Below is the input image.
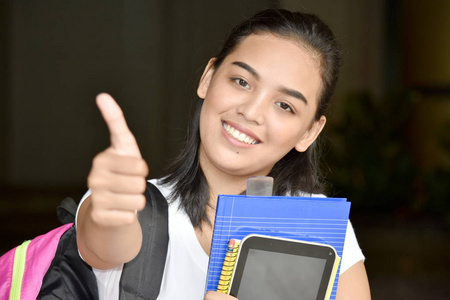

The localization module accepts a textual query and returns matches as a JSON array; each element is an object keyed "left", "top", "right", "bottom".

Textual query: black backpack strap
[
  {"left": 119, "top": 181, "right": 169, "bottom": 300},
  {"left": 38, "top": 225, "right": 99, "bottom": 300},
  {"left": 56, "top": 197, "right": 78, "bottom": 224}
]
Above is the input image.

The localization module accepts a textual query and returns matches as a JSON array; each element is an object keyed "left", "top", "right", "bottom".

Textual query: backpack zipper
[{"left": 9, "top": 240, "right": 31, "bottom": 300}]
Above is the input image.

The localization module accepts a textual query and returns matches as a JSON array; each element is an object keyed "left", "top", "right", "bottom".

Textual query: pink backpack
[{"left": 0, "top": 224, "right": 73, "bottom": 299}]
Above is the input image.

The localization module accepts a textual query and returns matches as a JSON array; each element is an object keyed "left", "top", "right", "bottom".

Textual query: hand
[
  {"left": 87, "top": 93, "right": 148, "bottom": 227},
  {"left": 204, "top": 291, "right": 238, "bottom": 300}
]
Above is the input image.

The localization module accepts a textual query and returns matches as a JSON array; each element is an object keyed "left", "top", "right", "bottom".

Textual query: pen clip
[{"left": 246, "top": 176, "right": 273, "bottom": 196}]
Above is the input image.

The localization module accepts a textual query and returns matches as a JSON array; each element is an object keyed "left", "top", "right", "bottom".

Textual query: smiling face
[{"left": 197, "top": 33, "right": 325, "bottom": 184}]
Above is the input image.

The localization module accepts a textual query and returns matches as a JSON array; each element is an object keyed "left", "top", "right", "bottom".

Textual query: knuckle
[
  {"left": 88, "top": 176, "right": 106, "bottom": 190},
  {"left": 122, "top": 212, "right": 137, "bottom": 225},
  {"left": 137, "top": 178, "right": 147, "bottom": 193},
  {"left": 87, "top": 173, "right": 94, "bottom": 187},
  {"left": 89, "top": 196, "right": 103, "bottom": 211},
  {"left": 87, "top": 172, "right": 98, "bottom": 187},
  {"left": 90, "top": 209, "right": 105, "bottom": 225},
  {"left": 92, "top": 150, "right": 116, "bottom": 170},
  {"left": 92, "top": 152, "right": 106, "bottom": 167},
  {"left": 136, "top": 160, "right": 149, "bottom": 176},
  {"left": 136, "top": 195, "right": 146, "bottom": 210}
]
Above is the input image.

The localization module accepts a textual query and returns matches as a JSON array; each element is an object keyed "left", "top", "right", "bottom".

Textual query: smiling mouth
[{"left": 222, "top": 122, "right": 259, "bottom": 145}]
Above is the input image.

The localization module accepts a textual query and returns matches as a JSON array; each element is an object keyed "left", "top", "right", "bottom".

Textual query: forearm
[{"left": 76, "top": 196, "right": 143, "bottom": 270}]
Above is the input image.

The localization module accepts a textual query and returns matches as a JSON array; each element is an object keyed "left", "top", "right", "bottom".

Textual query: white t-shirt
[{"left": 76, "top": 179, "right": 365, "bottom": 300}]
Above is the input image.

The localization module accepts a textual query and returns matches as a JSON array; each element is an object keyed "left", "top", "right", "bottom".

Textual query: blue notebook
[{"left": 205, "top": 194, "right": 350, "bottom": 300}]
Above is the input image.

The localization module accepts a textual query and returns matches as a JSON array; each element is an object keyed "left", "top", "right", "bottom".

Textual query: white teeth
[
  {"left": 238, "top": 133, "right": 246, "bottom": 142},
  {"left": 223, "top": 122, "right": 257, "bottom": 145}
]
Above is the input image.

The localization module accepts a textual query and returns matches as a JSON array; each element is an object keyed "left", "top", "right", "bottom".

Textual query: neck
[
  {"left": 199, "top": 148, "right": 248, "bottom": 208},
  {"left": 205, "top": 169, "right": 248, "bottom": 207}
]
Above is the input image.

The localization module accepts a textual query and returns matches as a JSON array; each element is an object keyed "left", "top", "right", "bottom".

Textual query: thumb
[{"left": 96, "top": 93, "right": 142, "bottom": 158}]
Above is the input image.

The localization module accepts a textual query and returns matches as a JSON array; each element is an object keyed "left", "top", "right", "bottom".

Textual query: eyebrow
[
  {"left": 232, "top": 61, "right": 260, "bottom": 80},
  {"left": 231, "top": 61, "right": 308, "bottom": 105},
  {"left": 278, "top": 87, "right": 308, "bottom": 105}
]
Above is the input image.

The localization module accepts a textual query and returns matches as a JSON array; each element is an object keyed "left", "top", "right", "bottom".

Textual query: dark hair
[{"left": 162, "top": 9, "right": 341, "bottom": 227}]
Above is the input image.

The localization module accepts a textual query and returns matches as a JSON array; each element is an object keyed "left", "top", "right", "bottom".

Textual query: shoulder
[
  {"left": 341, "top": 221, "right": 365, "bottom": 275},
  {"left": 148, "top": 178, "right": 174, "bottom": 201}
]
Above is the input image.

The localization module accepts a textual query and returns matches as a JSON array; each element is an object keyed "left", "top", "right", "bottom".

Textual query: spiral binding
[{"left": 216, "top": 239, "right": 241, "bottom": 294}]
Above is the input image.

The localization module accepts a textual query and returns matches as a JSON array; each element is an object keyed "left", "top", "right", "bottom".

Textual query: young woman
[{"left": 77, "top": 9, "right": 371, "bottom": 300}]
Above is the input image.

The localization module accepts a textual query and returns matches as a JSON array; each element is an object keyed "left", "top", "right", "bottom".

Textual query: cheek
[
  {"left": 275, "top": 132, "right": 301, "bottom": 148},
  {"left": 268, "top": 120, "right": 307, "bottom": 151},
  {"left": 202, "top": 90, "right": 222, "bottom": 115},
  {"left": 271, "top": 116, "right": 302, "bottom": 138},
  {"left": 199, "top": 104, "right": 213, "bottom": 137},
  {"left": 199, "top": 98, "right": 223, "bottom": 142},
  {"left": 203, "top": 79, "right": 242, "bottom": 110}
]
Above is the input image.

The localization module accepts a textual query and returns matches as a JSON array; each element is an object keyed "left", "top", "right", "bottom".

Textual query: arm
[
  {"left": 76, "top": 93, "right": 148, "bottom": 270},
  {"left": 336, "top": 260, "right": 371, "bottom": 300},
  {"left": 204, "top": 291, "right": 237, "bottom": 300}
]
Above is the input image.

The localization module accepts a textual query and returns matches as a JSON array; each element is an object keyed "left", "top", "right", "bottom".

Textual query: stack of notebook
[{"left": 205, "top": 194, "right": 351, "bottom": 300}]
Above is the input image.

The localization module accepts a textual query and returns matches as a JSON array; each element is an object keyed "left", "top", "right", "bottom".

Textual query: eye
[
  {"left": 276, "top": 102, "right": 294, "bottom": 113},
  {"left": 232, "top": 78, "right": 251, "bottom": 89}
]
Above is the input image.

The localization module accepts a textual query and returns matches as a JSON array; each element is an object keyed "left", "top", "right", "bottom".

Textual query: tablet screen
[
  {"left": 228, "top": 235, "right": 337, "bottom": 300},
  {"left": 236, "top": 249, "right": 326, "bottom": 299}
]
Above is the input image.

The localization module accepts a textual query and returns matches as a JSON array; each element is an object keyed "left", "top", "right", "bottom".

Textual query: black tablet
[{"left": 228, "top": 234, "right": 340, "bottom": 300}]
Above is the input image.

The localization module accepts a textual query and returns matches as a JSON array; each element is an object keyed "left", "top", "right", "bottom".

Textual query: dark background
[{"left": 1, "top": 1, "right": 449, "bottom": 299}]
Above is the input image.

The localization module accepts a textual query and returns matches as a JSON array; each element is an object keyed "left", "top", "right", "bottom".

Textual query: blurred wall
[
  {"left": 401, "top": 0, "right": 450, "bottom": 87},
  {"left": 0, "top": 1, "right": 9, "bottom": 185},
  {"left": 401, "top": 0, "right": 450, "bottom": 172},
  {"left": 281, "top": 0, "right": 386, "bottom": 99}
]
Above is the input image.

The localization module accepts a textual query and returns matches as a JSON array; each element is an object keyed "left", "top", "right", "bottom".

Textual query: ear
[
  {"left": 197, "top": 58, "right": 216, "bottom": 99},
  {"left": 295, "top": 115, "right": 326, "bottom": 152}
]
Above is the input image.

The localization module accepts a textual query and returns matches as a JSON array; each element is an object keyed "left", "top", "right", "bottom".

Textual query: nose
[{"left": 236, "top": 92, "right": 268, "bottom": 125}]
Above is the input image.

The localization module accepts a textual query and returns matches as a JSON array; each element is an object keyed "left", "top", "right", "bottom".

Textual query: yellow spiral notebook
[{"left": 216, "top": 239, "right": 241, "bottom": 294}]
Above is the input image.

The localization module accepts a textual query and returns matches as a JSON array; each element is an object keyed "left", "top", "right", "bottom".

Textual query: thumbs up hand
[
  {"left": 96, "top": 93, "right": 142, "bottom": 158},
  {"left": 87, "top": 93, "right": 148, "bottom": 227}
]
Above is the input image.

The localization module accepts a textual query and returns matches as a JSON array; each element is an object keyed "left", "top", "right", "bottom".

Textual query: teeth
[
  {"left": 223, "top": 123, "right": 257, "bottom": 145},
  {"left": 238, "top": 133, "right": 246, "bottom": 142}
]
